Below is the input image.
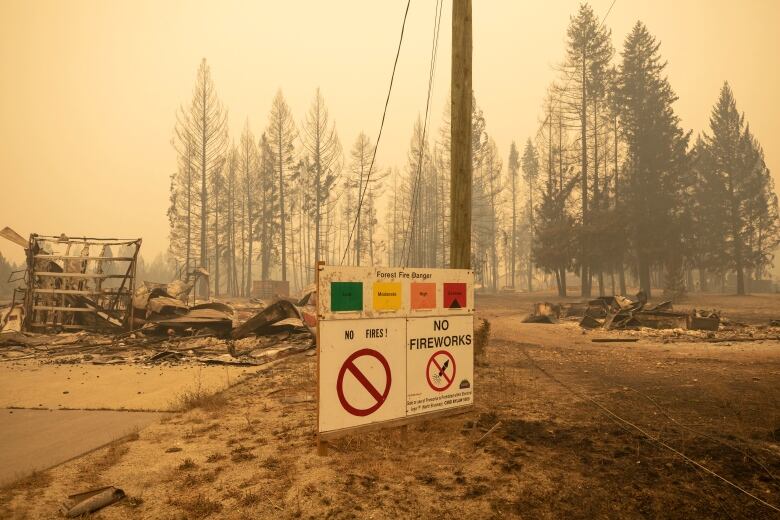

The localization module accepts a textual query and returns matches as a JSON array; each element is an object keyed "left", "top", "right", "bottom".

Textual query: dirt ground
[{"left": 1, "top": 291, "right": 779, "bottom": 519}]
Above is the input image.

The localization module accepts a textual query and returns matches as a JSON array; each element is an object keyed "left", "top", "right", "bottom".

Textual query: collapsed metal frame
[{"left": 22, "top": 234, "right": 141, "bottom": 332}]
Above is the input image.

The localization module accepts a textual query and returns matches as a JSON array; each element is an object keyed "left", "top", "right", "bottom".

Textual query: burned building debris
[
  {"left": 0, "top": 229, "right": 315, "bottom": 366},
  {"left": 6, "top": 233, "right": 143, "bottom": 333},
  {"left": 575, "top": 293, "right": 721, "bottom": 331},
  {"left": 523, "top": 291, "right": 727, "bottom": 333}
]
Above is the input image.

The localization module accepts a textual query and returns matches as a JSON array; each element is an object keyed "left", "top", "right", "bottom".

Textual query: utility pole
[{"left": 450, "top": 0, "right": 472, "bottom": 270}]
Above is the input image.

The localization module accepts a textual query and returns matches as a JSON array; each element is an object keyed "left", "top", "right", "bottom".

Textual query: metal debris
[
  {"left": 61, "top": 486, "right": 125, "bottom": 517},
  {"left": 231, "top": 299, "right": 312, "bottom": 339},
  {"left": 689, "top": 309, "right": 721, "bottom": 331},
  {"left": 9, "top": 233, "right": 143, "bottom": 333}
]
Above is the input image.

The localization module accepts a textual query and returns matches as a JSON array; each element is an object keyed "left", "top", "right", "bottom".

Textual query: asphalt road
[{"left": 0, "top": 408, "right": 162, "bottom": 486}]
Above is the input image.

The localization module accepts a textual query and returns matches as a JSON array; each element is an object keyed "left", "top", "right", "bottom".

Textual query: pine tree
[
  {"left": 618, "top": 21, "right": 689, "bottom": 297},
  {"left": 521, "top": 139, "right": 539, "bottom": 292},
  {"left": 560, "top": 3, "right": 614, "bottom": 297},
  {"left": 507, "top": 142, "right": 520, "bottom": 288},
  {"left": 169, "top": 58, "right": 227, "bottom": 296},
  {"left": 237, "top": 122, "right": 258, "bottom": 296},
  {"left": 346, "top": 132, "right": 387, "bottom": 266},
  {"left": 266, "top": 90, "right": 297, "bottom": 282},
  {"left": 257, "top": 133, "right": 278, "bottom": 281},
  {"left": 300, "top": 88, "right": 342, "bottom": 273},
  {"left": 699, "top": 83, "right": 780, "bottom": 294}
]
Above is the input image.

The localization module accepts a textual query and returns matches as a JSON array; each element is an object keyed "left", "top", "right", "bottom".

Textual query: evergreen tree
[
  {"left": 560, "top": 3, "right": 614, "bottom": 297},
  {"left": 698, "top": 83, "right": 780, "bottom": 293},
  {"left": 300, "top": 88, "right": 342, "bottom": 273},
  {"left": 618, "top": 21, "right": 690, "bottom": 297},
  {"left": 507, "top": 142, "right": 520, "bottom": 288},
  {"left": 266, "top": 90, "right": 297, "bottom": 282},
  {"left": 237, "top": 123, "right": 258, "bottom": 295},
  {"left": 521, "top": 139, "right": 539, "bottom": 292}
]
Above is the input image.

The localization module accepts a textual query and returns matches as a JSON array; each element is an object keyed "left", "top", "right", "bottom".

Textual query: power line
[
  {"left": 401, "top": 0, "right": 444, "bottom": 267},
  {"left": 340, "top": 0, "right": 411, "bottom": 266},
  {"left": 521, "top": 348, "right": 780, "bottom": 515}
]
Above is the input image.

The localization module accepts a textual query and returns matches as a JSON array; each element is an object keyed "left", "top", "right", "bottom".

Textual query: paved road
[{"left": 0, "top": 408, "right": 162, "bottom": 486}]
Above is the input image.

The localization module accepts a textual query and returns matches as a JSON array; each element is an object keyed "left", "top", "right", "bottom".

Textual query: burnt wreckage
[{"left": 18, "top": 234, "right": 141, "bottom": 333}]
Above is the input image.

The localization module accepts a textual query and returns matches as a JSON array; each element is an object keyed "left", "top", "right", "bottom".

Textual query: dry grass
[
  {"left": 0, "top": 470, "right": 51, "bottom": 493},
  {"left": 474, "top": 317, "right": 491, "bottom": 364},
  {"left": 79, "top": 440, "right": 130, "bottom": 485},
  {"left": 205, "top": 452, "right": 226, "bottom": 463},
  {"left": 230, "top": 445, "right": 256, "bottom": 463},
  {"left": 177, "top": 458, "right": 197, "bottom": 470},
  {"left": 173, "top": 387, "right": 229, "bottom": 412},
  {"left": 240, "top": 492, "right": 262, "bottom": 506},
  {"left": 171, "top": 493, "right": 222, "bottom": 518}
]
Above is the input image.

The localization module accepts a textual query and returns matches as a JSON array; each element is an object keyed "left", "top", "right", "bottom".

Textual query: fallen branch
[{"left": 475, "top": 421, "right": 502, "bottom": 445}]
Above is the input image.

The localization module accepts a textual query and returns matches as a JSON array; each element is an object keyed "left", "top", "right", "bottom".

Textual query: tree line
[
  {"left": 527, "top": 4, "right": 779, "bottom": 297},
  {"left": 168, "top": 3, "right": 779, "bottom": 298},
  {"left": 168, "top": 59, "right": 385, "bottom": 297}
]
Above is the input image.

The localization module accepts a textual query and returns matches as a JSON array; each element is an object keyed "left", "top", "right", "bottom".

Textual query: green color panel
[{"left": 331, "top": 282, "right": 363, "bottom": 312}]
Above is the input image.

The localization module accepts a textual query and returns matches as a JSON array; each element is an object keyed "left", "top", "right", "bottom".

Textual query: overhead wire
[
  {"left": 401, "top": 0, "right": 444, "bottom": 267},
  {"left": 340, "top": 0, "right": 411, "bottom": 265},
  {"left": 520, "top": 347, "right": 780, "bottom": 514}
]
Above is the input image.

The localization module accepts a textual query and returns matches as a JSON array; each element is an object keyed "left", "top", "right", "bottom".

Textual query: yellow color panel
[{"left": 372, "top": 282, "right": 402, "bottom": 311}]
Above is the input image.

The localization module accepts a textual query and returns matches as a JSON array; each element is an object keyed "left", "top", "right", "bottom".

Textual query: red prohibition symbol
[
  {"left": 336, "top": 348, "right": 392, "bottom": 416},
  {"left": 427, "top": 350, "right": 456, "bottom": 392}
]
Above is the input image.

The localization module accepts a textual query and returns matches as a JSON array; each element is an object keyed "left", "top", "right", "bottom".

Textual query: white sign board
[
  {"left": 318, "top": 318, "right": 406, "bottom": 433},
  {"left": 317, "top": 265, "right": 474, "bottom": 437},
  {"left": 406, "top": 315, "right": 474, "bottom": 415}
]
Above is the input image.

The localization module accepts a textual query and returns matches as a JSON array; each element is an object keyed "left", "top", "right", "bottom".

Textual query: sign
[
  {"left": 443, "top": 283, "right": 467, "bottom": 309},
  {"left": 373, "top": 282, "right": 402, "bottom": 311},
  {"left": 406, "top": 315, "right": 474, "bottom": 416},
  {"left": 318, "top": 266, "right": 474, "bottom": 438},
  {"left": 337, "top": 348, "right": 391, "bottom": 416},
  {"left": 319, "top": 318, "right": 406, "bottom": 433},
  {"left": 331, "top": 281, "right": 363, "bottom": 312},
  {"left": 410, "top": 282, "right": 436, "bottom": 310},
  {"left": 426, "top": 350, "right": 455, "bottom": 391}
]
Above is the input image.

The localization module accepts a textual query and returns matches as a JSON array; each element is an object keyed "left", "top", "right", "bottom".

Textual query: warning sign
[
  {"left": 318, "top": 265, "right": 473, "bottom": 437},
  {"left": 406, "top": 315, "right": 474, "bottom": 416},
  {"left": 337, "top": 349, "right": 391, "bottom": 416},
  {"left": 373, "top": 282, "right": 402, "bottom": 311},
  {"left": 410, "top": 282, "right": 436, "bottom": 310},
  {"left": 319, "top": 318, "right": 405, "bottom": 433},
  {"left": 443, "top": 283, "right": 467, "bottom": 309},
  {"left": 331, "top": 281, "right": 363, "bottom": 312},
  {"left": 426, "top": 350, "right": 455, "bottom": 391}
]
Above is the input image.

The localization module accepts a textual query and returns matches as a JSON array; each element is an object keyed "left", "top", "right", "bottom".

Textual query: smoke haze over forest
[{"left": 1, "top": 1, "right": 779, "bottom": 279}]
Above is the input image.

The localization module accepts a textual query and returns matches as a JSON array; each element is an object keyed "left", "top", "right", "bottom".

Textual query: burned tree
[
  {"left": 521, "top": 139, "right": 539, "bottom": 292},
  {"left": 170, "top": 58, "right": 228, "bottom": 297},
  {"left": 266, "top": 90, "right": 297, "bottom": 283},
  {"left": 507, "top": 142, "right": 520, "bottom": 288},
  {"left": 300, "top": 88, "right": 342, "bottom": 270},
  {"left": 346, "top": 132, "right": 387, "bottom": 266},
  {"left": 237, "top": 122, "right": 259, "bottom": 296}
]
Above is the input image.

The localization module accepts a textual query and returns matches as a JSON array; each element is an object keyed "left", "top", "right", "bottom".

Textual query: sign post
[{"left": 316, "top": 265, "right": 474, "bottom": 452}]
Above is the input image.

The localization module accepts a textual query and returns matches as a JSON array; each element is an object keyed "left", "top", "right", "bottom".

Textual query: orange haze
[{"left": 1, "top": 0, "right": 779, "bottom": 266}]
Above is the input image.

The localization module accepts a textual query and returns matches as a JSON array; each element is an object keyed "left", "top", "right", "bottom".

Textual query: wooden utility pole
[{"left": 450, "top": 0, "right": 472, "bottom": 270}]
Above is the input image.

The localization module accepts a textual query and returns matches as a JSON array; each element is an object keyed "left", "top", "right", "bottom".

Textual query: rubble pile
[
  {"left": 524, "top": 291, "right": 729, "bottom": 333},
  {"left": 0, "top": 228, "right": 316, "bottom": 366}
]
